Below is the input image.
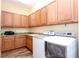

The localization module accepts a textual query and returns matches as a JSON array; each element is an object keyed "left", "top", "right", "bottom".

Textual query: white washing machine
[
  {"left": 33, "top": 32, "right": 77, "bottom": 58},
  {"left": 44, "top": 36, "right": 77, "bottom": 58}
]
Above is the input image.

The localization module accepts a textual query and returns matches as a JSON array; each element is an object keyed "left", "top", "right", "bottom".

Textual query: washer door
[{"left": 45, "top": 42, "right": 66, "bottom": 58}]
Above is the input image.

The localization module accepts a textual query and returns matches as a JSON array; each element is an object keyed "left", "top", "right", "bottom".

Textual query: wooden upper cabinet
[
  {"left": 29, "top": 13, "right": 36, "bottom": 27},
  {"left": 47, "top": 0, "right": 57, "bottom": 25},
  {"left": 13, "top": 14, "right": 21, "bottom": 27},
  {"left": 1, "top": 11, "right": 29, "bottom": 28},
  {"left": 21, "top": 15, "right": 28, "bottom": 27},
  {"left": 1, "top": 0, "right": 78, "bottom": 28},
  {"left": 1, "top": 11, "right": 13, "bottom": 27},
  {"left": 57, "top": 0, "right": 78, "bottom": 23},
  {"left": 29, "top": 10, "right": 41, "bottom": 27},
  {"left": 72, "top": 0, "right": 78, "bottom": 22},
  {"left": 57, "top": 0, "right": 72, "bottom": 23},
  {"left": 35, "top": 10, "right": 41, "bottom": 26},
  {"left": 40, "top": 7, "right": 47, "bottom": 26}
]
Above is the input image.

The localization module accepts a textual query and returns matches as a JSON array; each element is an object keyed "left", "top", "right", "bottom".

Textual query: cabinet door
[
  {"left": 3, "top": 36, "right": 15, "bottom": 51},
  {"left": 35, "top": 11, "right": 41, "bottom": 26},
  {"left": 21, "top": 15, "right": 28, "bottom": 27},
  {"left": 26, "top": 36, "right": 32, "bottom": 51},
  {"left": 0, "top": 36, "right": 1, "bottom": 55},
  {"left": 29, "top": 10, "right": 41, "bottom": 27},
  {"left": 47, "top": 0, "right": 57, "bottom": 25},
  {"left": 1, "top": 36, "right": 5, "bottom": 52},
  {"left": 29, "top": 13, "right": 36, "bottom": 27},
  {"left": 13, "top": 14, "right": 21, "bottom": 27},
  {"left": 40, "top": 7, "right": 47, "bottom": 26},
  {"left": 15, "top": 35, "right": 26, "bottom": 48},
  {"left": 1, "top": 11, "right": 13, "bottom": 27},
  {"left": 57, "top": 0, "right": 76, "bottom": 23},
  {"left": 72, "top": 0, "right": 78, "bottom": 22}
]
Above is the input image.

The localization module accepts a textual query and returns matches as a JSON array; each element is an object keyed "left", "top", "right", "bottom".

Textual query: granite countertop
[
  {"left": 1, "top": 32, "right": 42, "bottom": 36},
  {"left": 1, "top": 32, "right": 54, "bottom": 37},
  {"left": 1, "top": 32, "right": 74, "bottom": 38}
]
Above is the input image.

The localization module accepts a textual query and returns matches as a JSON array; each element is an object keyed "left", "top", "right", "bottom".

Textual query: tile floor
[{"left": 1, "top": 48, "right": 32, "bottom": 58}]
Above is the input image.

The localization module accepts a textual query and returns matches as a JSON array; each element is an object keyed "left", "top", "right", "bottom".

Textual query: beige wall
[
  {"left": 29, "top": 23, "right": 78, "bottom": 37},
  {"left": 1, "top": 28, "right": 29, "bottom": 33}
]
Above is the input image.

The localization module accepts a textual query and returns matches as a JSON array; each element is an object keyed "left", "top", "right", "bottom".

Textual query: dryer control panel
[{"left": 55, "top": 32, "right": 76, "bottom": 37}]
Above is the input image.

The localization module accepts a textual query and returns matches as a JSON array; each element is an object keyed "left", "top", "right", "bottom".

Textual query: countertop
[
  {"left": 1, "top": 32, "right": 46, "bottom": 37},
  {"left": 1, "top": 32, "right": 54, "bottom": 36},
  {"left": 1, "top": 32, "right": 75, "bottom": 38}
]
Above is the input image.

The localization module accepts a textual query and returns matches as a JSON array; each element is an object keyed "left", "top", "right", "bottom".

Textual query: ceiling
[
  {"left": 2, "top": 0, "right": 55, "bottom": 15},
  {"left": 2, "top": 0, "right": 55, "bottom": 9}
]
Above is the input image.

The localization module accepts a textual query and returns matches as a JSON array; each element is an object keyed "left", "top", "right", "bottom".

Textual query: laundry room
[{"left": 0, "top": 0, "right": 78, "bottom": 58}]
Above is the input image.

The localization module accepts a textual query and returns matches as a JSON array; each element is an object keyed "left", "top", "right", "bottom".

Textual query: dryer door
[{"left": 45, "top": 42, "right": 66, "bottom": 58}]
